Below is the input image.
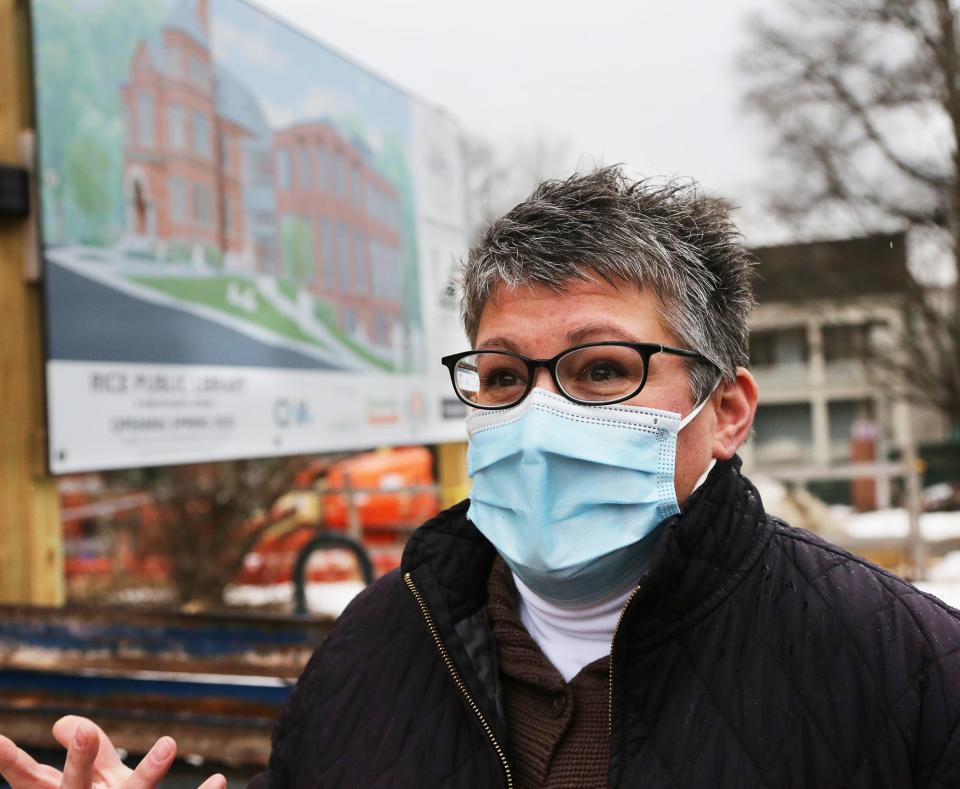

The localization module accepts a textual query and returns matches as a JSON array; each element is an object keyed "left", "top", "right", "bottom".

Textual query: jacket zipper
[
  {"left": 608, "top": 584, "right": 642, "bottom": 736},
  {"left": 404, "top": 571, "right": 513, "bottom": 789}
]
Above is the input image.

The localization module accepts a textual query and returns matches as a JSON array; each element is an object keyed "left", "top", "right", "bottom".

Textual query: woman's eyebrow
[
  {"left": 566, "top": 324, "right": 639, "bottom": 345},
  {"left": 476, "top": 336, "right": 521, "bottom": 352}
]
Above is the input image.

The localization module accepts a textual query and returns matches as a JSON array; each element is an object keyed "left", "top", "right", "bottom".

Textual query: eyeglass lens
[{"left": 453, "top": 345, "right": 647, "bottom": 407}]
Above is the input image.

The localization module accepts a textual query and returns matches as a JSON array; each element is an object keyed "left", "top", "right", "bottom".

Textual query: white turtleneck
[{"left": 513, "top": 459, "right": 716, "bottom": 682}]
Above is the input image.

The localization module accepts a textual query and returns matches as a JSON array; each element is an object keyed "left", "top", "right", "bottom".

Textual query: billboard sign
[{"left": 30, "top": 0, "right": 469, "bottom": 473}]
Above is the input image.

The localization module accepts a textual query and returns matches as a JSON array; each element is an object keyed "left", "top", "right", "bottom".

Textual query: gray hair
[{"left": 459, "top": 165, "right": 756, "bottom": 402}]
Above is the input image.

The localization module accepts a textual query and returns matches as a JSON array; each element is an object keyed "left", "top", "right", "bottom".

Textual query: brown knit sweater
[{"left": 486, "top": 557, "right": 610, "bottom": 789}]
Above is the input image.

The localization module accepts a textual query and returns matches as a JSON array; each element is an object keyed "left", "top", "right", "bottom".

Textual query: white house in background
[{"left": 740, "top": 232, "right": 951, "bottom": 506}]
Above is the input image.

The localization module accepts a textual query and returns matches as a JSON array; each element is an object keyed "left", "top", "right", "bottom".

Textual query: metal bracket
[
  {"left": 18, "top": 131, "right": 41, "bottom": 283},
  {"left": 0, "top": 163, "right": 29, "bottom": 218}
]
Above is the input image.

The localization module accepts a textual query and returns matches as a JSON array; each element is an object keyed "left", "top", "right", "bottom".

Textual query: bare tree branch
[{"left": 741, "top": 0, "right": 960, "bottom": 426}]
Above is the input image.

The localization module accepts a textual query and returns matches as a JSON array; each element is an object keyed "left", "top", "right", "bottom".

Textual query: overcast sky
[{"left": 260, "top": 0, "right": 779, "bottom": 241}]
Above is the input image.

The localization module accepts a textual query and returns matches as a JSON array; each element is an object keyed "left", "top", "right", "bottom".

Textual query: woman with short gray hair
[{"left": 3, "top": 167, "right": 959, "bottom": 788}]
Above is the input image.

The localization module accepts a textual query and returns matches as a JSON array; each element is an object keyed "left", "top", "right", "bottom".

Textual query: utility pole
[{"left": 0, "top": 0, "right": 64, "bottom": 605}]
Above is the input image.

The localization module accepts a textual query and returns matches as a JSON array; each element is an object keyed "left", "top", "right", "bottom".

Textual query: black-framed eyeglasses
[{"left": 441, "top": 341, "right": 712, "bottom": 410}]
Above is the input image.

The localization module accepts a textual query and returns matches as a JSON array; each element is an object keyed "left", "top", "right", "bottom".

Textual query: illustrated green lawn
[
  {"left": 128, "top": 274, "right": 327, "bottom": 350},
  {"left": 127, "top": 275, "right": 395, "bottom": 372},
  {"left": 312, "top": 300, "right": 395, "bottom": 372}
]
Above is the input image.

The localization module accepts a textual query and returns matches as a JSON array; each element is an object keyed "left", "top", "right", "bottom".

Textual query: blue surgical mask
[{"left": 466, "top": 388, "right": 709, "bottom": 607}]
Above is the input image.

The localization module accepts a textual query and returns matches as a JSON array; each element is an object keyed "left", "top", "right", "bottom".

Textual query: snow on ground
[
  {"left": 915, "top": 581, "right": 960, "bottom": 610},
  {"left": 917, "top": 551, "right": 960, "bottom": 609},
  {"left": 928, "top": 551, "right": 960, "bottom": 581},
  {"left": 838, "top": 507, "right": 960, "bottom": 542},
  {"left": 224, "top": 580, "right": 366, "bottom": 618},
  {"left": 823, "top": 507, "right": 960, "bottom": 608}
]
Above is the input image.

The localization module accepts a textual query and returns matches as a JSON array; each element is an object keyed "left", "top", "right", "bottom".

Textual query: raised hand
[{"left": 0, "top": 716, "right": 227, "bottom": 788}]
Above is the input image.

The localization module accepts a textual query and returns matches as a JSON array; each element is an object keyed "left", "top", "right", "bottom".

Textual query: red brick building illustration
[
  {"left": 120, "top": 0, "right": 404, "bottom": 351},
  {"left": 273, "top": 122, "right": 403, "bottom": 347}
]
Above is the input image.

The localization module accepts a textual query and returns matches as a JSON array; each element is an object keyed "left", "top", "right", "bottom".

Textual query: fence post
[{"left": 905, "top": 446, "right": 925, "bottom": 580}]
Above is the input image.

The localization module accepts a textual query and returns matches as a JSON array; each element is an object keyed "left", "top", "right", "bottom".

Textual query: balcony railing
[
  {"left": 753, "top": 439, "right": 815, "bottom": 466},
  {"left": 750, "top": 362, "right": 810, "bottom": 395},
  {"left": 823, "top": 360, "right": 869, "bottom": 388},
  {"left": 751, "top": 360, "right": 870, "bottom": 396}
]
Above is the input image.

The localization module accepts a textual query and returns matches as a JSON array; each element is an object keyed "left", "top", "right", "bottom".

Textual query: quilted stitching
[
  {"left": 264, "top": 459, "right": 960, "bottom": 788},
  {"left": 266, "top": 570, "right": 506, "bottom": 787},
  {"left": 610, "top": 463, "right": 960, "bottom": 787}
]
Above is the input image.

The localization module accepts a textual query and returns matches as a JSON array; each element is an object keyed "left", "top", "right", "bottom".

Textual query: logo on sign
[
  {"left": 442, "top": 398, "right": 467, "bottom": 419},
  {"left": 274, "top": 398, "right": 313, "bottom": 428}
]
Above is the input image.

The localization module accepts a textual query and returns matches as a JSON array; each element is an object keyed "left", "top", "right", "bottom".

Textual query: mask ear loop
[{"left": 678, "top": 386, "right": 717, "bottom": 430}]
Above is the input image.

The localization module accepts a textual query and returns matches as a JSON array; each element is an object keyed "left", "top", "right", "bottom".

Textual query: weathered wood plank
[
  {"left": 0, "top": 0, "right": 64, "bottom": 605},
  {"left": 0, "top": 605, "right": 335, "bottom": 764}
]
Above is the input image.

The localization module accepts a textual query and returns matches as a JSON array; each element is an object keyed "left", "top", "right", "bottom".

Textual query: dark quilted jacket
[{"left": 249, "top": 458, "right": 960, "bottom": 787}]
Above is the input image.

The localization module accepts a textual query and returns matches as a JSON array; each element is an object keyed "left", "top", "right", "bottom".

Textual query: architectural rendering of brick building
[
  {"left": 120, "top": 0, "right": 404, "bottom": 350},
  {"left": 120, "top": 0, "right": 256, "bottom": 263},
  {"left": 273, "top": 121, "right": 403, "bottom": 347}
]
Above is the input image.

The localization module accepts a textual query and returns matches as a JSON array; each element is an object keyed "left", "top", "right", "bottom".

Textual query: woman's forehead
[{"left": 476, "top": 279, "right": 671, "bottom": 349}]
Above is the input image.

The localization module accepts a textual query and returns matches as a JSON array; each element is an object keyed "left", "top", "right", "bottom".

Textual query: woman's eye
[
  {"left": 583, "top": 362, "right": 625, "bottom": 382},
  {"left": 486, "top": 369, "right": 521, "bottom": 388}
]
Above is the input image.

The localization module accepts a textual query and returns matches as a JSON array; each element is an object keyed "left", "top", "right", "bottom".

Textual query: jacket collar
[
  {"left": 616, "top": 456, "right": 774, "bottom": 648},
  {"left": 401, "top": 500, "right": 502, "bottom": 739},
  {"left": 402, "top": 498, "right": 496, "bottom": 622},
  {"left": 400, "top": 456, "right": 772, "bottom": 746}
]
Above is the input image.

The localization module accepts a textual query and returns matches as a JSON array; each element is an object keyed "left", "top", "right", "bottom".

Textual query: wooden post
[
  {"left": 904, "top": 442, "right": 926, "bottom": 581},
  {"left": 437, "top": 442, "right": 470, "bottom": 509},
  {"left": 0, "top": 0, "right": 64, "bottom": 605}
]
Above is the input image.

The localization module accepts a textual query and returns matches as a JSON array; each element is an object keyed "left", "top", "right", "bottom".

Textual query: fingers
[
  {"left": 54, "top": 723, "right": 207, "bottom": 789},
  {"left": 123, "top": 736, "right": 176, "bottom": 789},
  {"left": 22, "top": 719, "right": 225, "bottom": 789},
  {"left": 0, "top": 735, "right": 62, "bottom": 788},
  {"left": 60, "top": 722, "right": 98, "bottom": 789},
  {"left": 53, "top": 715, "right": 129, "bottom": 782}
]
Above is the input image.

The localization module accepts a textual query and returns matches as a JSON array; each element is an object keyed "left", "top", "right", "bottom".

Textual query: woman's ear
[{"left": 712, "top": 367, "right": 758, "bottom": 460}]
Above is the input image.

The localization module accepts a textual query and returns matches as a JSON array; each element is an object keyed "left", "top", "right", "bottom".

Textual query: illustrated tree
[
  {"left": 740, "top": 0, "right": 960, "bottom": 425},
  {"left": 33, "top": 0, "right": 166, "bottom": 244},
  {"left": 64, "top": 133, "right": 113, "bottom": 244},
  {"left": 281, "top": 215, "right": 316, "bottom": 287},
  {"left": 377, "top": 133, "right": 422, "bottom": 372}
]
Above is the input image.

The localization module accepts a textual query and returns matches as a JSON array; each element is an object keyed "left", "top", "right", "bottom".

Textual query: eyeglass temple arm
[{"left": 658, "top": 344, "right": 706, "bottom": 360}]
